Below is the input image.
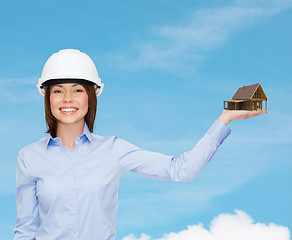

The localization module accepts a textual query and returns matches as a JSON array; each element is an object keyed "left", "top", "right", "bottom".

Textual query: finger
[{"left": 255, "top": 110, "right": 268, "bottom": 115}]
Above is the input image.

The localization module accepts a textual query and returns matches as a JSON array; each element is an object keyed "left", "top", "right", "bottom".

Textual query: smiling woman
[
  {"left": 44, "top": 83, "right": 97, "bottom": 139},
  {"left": 13, "top": 49, "right": 267, "bottom": 240}
]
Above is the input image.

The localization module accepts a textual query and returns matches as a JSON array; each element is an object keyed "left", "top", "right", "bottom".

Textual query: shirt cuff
[{"left": 206, "top": 119, "right": 231, "bottom": 144}]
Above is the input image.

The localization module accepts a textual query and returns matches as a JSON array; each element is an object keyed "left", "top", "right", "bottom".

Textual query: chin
[{"left": 56, "top": 116, "right": 85, "bottom": 125}]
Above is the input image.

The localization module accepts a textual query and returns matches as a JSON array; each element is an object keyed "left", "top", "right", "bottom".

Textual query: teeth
[{"left": 60, "top": 108, "right": 77, "bottom": 112}]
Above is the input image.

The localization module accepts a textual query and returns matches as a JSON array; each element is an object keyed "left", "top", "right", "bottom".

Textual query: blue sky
[{"left": 1, "top": 0, "right": 291, "bottom": 239}]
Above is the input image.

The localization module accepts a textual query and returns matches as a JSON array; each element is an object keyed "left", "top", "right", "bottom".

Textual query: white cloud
[
  {"left": 0, "top": 77, "right": 36, "bottom": 86},
  {"left": 122, "top": 210, "right": 290, "bottom": 240},
  {"left": 0, "top": 77, "right": 40, "bottom": 103},
  {"left": 235, "top": 0, "right": 292, "bottom": 14},
  {"left": 108, "top": 0, "right": 292, "bottom": 74}
]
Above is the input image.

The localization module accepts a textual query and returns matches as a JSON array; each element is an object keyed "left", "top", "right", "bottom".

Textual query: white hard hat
[{"left": 37, "top": 49, "right": 104, "bottom": 96}]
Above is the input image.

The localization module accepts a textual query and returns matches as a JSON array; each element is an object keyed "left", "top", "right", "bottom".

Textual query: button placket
[{"left": 67, "top": 150, "right": 80, "bottom": 238}]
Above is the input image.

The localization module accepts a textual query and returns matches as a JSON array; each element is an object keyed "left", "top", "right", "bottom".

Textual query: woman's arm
[
  {"left": 113, "top": 119, "right": 230, "bottom": 182},
  {"left": 14, "top": 152, "right": 40, "bottom": 240},
  {"left": 113, "top": 110, "right": 267, "bottom": 182}
]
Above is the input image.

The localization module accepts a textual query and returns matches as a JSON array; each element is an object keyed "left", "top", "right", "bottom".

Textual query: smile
[{"left": 59, "top": 107, "right": 78, "bottom": 112}]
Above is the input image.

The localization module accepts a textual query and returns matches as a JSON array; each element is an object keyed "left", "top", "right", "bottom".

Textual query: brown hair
[{"left": 44, "top": 85, "right": 97, "bottom": 138}]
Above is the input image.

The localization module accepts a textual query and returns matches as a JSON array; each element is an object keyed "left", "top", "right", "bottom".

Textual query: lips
[{"left": 59, "top": 107, "right": 78, "bottom": 114}]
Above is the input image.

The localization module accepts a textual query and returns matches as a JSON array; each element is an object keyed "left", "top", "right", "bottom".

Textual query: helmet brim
[{"left": 40, "top": 78, "right": 99, "bottom": 89}]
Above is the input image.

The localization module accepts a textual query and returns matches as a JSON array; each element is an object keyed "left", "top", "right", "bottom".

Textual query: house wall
[
  {"left": 252, "top": 86, "right": 267, "bottom": 100},
  {"left": 224, "top": 101, "right": 235, "bottom": 110},
  {"left": 236, "top": 101, "right": 251, "bottom": 110},
  {"left": 224, "top": 100, "right": 267, "bottom": 111}
]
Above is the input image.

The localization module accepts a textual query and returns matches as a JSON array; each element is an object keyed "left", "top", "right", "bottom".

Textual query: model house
[{"left": 224, "top": 83, "right": 268, "bottom": 111}]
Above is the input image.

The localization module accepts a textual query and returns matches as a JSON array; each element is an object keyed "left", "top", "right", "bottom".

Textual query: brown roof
[
  {"left": 232, "top": 83, "right": 260, "bottom": 100},
  {"left": 224, "top": 100, "right": 247, "bottom": 102}
]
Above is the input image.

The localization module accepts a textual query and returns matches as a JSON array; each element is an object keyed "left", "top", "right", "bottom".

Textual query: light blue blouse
[{"left": 14, "top": 120, "right": 231, "bottom": 240}]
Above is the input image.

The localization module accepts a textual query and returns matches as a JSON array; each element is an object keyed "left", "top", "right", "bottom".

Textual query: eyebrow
[{"left": 53, "top": 84, "right": 80, "bottom": 88}]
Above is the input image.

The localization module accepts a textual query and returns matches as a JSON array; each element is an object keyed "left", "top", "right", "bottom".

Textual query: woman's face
[{"left": 50, "top": 83, "right": 89, "bottom": 126}]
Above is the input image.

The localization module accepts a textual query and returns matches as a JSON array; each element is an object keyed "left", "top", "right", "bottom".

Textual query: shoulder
[
  {"left": 90, "top": 133, "right": 135, "bottom": 150},
  {"left": 90, "top": 132, "right": 115, "bottom": 144},
  {"left": 90, "top": 132, "right": 120, "bottom": 150},
  {"left": 18, "top": 136, "right": 48, "bottom": 158}
]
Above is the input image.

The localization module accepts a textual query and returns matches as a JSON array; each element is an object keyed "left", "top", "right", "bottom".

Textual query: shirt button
[
  {"left": 72, "top": 210, "right": 76, "bottom": 214},
  {"left": 69, "top": 187, "right": 74, "bottom": 191},
  {"left": 73, "top": 234, "right": 77, "bottom": 238}
]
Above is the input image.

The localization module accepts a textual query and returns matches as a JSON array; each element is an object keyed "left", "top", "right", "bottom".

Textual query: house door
[{"left": 257, "top": 102, "right": 261, "bottom": 110}]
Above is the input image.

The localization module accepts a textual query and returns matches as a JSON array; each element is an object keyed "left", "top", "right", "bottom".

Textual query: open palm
[{"left": 219, "top": 109, "right": 268, "bottom": 125}]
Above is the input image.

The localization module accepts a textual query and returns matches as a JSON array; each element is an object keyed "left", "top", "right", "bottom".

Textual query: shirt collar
[
  {"left": 83, "top": 123, "right": 94, "bottom": 143},
  {"left": 45, "top": 123, "right": 93, "bottom": 148}
]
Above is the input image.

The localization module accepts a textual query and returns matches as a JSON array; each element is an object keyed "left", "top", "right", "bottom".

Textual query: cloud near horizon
[{"left": 122, "top": 210, "right": 290, "bottom": 240}]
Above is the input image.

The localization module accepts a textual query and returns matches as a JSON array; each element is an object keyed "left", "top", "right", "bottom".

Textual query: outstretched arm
[
  {"left": 113, "top": 119, "right": 230, "bottom": 182},
  {"left": 114, "top": 110, "right": 268, "bottom": 182}
]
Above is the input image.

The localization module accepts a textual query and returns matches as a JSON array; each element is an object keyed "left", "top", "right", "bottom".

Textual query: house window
[
  {"left": 225, "top": 102, "right": 228, "bottom": 108},
  {"left": 263, "top": 101, "right": 267, "bottom": 110}
]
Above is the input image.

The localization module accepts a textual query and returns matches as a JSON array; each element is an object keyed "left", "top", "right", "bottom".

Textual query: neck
[{"left": 56, "top": 120, "right": 85, "bottom": 151}]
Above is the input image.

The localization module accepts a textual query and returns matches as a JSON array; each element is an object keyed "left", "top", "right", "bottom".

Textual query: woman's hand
[{"left": 218, "top": 109, "right": 268, "bottom": 125}]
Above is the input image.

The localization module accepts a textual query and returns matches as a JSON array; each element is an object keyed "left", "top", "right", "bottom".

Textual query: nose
[{"left": 63, "top": 90, "right": 73, "bottom": 103}]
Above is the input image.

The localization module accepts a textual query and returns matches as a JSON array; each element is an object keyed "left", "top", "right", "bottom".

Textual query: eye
[
  {"left": 53, "top": 89, "right": 62, "bottom": 93},
  {"left": 75, "top": 89, "right": 84, "bottom": 93}
]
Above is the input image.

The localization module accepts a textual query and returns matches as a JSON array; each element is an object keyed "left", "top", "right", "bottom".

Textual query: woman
[{"left": 14, "top": 49, "right": 267, "bottom": 240}]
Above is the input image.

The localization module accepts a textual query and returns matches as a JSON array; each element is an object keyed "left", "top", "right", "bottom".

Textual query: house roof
[
  {"left": 232, "top": 83, "right": 267, "bottom": 100},
  {"left": 224, "top": 100, "right": 246, "bottom": 102}
]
